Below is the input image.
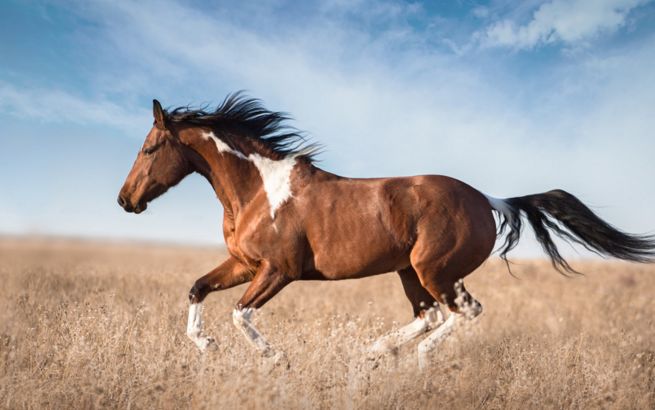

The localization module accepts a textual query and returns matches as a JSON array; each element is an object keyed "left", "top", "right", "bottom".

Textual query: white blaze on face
[{"left": 202, "top": 131, "right": 297, "bottom": 219}]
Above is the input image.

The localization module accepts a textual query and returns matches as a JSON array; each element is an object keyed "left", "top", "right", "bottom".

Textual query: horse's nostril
[{"left": 117, "top": 195, "right": 126, "bottom": 208}]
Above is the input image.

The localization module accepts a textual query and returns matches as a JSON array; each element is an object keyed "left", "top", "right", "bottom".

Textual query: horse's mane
[{"left": 165, "top": 92, "right": 320, "bottom": 162}]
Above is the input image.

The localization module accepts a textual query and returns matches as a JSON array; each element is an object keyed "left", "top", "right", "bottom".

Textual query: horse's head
[{"left": 118, "top": 100, "right": 192, "bottom": 214}]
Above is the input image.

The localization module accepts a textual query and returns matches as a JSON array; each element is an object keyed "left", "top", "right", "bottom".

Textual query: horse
[{"left": 118, "top": 93, "right": 655, "bottom": 367}]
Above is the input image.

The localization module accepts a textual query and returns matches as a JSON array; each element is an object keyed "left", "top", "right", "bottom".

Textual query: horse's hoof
[
  {"left": 367, "top": 341, "right": 390, "bottom": 358},
  {"left": 274, "top": 351, "right": 290, "bottom": 370},
  {"left": 195, "top": 336, "right": 217, "bottom": 352},
  {"left": 262, "top": 349, "right": 289, "bottom": 372},
  {"left": 367, "top": 340, "right": 400, "bottom": 360},
  {"left": 205, "top": 337, "right": 218, "bottom": 351}
]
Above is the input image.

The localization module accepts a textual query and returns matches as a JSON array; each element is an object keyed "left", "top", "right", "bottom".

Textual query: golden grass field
[{"left": 1, "top": 237, "right": 654, "bottom": 409}]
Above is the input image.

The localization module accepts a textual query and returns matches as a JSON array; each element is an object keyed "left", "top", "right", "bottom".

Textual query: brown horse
[{"left": 118, "top": 94, "right": 655, "bottom": 367}]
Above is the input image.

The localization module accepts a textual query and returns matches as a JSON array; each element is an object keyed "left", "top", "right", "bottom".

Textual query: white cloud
[
  {"left": 472, "top": 6, "right": 491, "bottom": 19},
  {"left": 479, "top": 0, "right": 649, "bottom": 49},
  {"left": 45, "top": 1, "right": 520, "bottom": 184}
]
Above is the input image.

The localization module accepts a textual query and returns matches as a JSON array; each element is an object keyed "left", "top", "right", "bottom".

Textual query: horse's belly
[
  {"left": 300, "top": 177, "right": 418, "bottom": 279},
  {"left": 307, "top": 232, "right": 411, "bottom": 279}
]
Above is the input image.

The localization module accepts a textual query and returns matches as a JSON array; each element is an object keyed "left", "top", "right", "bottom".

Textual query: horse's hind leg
[
  {"left": 368, "top": 267, "right": 443, "bottom": 356},
  {"left": 398, "top": 267, "right": 441, "bottom": 318},
  {"left": 417, "top": 278, "right": 483, "bottom": 369}
]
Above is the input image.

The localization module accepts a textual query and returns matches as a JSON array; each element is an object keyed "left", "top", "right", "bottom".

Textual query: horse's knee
[{"left": 189, "top": 280, "right": 209, "bottom": 304}]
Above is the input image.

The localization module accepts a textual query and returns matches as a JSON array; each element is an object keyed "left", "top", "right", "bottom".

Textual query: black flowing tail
[{"left": 488, "top": 189, "right": 655, "bottom": 273}]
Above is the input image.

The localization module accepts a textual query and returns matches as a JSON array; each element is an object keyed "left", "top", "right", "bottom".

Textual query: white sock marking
[
  {"left": 203, "top": 131, "right": 297, "bottom": 219},
  {"left": 232, "top": 308, "right": 275, "bottom": 357},
  {"left": 417, "top": 312, "right": 459, "bottom": 370},
  {"left": 186, "top": 303, "right": 214, "bottom": 351},
  {"left": 369, "top": 307, "right": 442, "bottom": 355}
]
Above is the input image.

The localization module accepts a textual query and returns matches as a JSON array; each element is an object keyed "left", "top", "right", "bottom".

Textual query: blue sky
[{"left": 1, "top": 0, "right": 654, "bottom": 257}]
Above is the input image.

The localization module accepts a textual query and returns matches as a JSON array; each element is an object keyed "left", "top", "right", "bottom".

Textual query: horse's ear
[{"left": 153, "top": 99, "right": 167, "bottom": 130}]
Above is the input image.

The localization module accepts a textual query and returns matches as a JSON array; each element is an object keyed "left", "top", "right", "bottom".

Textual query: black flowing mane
[{"left": 165, "top": 92, "right": 320, "bottom": 162}]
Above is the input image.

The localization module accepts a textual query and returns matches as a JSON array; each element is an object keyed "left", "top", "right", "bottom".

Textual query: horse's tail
[{"left": 485, "top": 189, "right": 655, "bottom": 273}]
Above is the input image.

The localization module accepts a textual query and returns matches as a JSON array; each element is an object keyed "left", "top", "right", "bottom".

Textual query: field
[{"left": 1, "top": 238, "right": 654, "bottom": 409}]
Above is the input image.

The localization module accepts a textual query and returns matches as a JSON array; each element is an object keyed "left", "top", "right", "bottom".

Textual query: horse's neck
[
  {"left": 181, "top": 129, "right": 263, "bottom": 216},
  {"left": 182, "top": 127, "right": 335, "bottom": 220},
  {"left": 203, "top": 150, "right": 325, "bottom": 220},
  {"left": 209, "top": 156, "right": 262, "bottom": 216}
]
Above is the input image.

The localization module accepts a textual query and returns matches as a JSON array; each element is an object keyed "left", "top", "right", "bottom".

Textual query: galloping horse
[{"left": 118, "top": 94, "right": 655, "bottom": 367}]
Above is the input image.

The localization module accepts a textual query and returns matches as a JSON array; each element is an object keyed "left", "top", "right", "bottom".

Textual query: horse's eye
[{"left": 143, "top": 146, "right": 157, "bottom": 155}]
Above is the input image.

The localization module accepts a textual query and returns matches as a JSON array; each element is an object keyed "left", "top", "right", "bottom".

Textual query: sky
[{"left": 1, "top": 0, "right": 654, "bottom": 258}]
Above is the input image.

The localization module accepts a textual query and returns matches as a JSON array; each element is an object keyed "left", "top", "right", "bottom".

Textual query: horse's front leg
[
  {"left": 232, "top": 260, "right": 292, "bottom": 358},
  {"left": 187, "top": 256, "right": 253, "bottom": 351}
]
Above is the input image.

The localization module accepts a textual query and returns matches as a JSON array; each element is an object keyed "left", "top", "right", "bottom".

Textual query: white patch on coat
[
  {"left": 484, "top": 194, "right": 513, "bottom": 222},
  {"left": 202, "top": 131, "right": 297, "bottom": 219},
  {"left": 202, "top": 131, "right": 247, "bottom": 159},
  {"left": 248, "top": 153, "right": 297, "bottom": 219},
  {"left": 186, "top": 303, "right": 214, "bottom": 351}
]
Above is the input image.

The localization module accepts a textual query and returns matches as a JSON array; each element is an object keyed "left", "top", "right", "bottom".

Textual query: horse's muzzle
[
  {"left": 117, "top": 194, "right": 129, "bottom": 209},
  {"left": 117, "top": 194, "right": 146, "bottom": 214}
]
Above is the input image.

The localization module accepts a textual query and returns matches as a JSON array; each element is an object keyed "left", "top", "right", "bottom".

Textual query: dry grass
[{"left": 1, "top": 237, "right": 654, "bottom": 409}]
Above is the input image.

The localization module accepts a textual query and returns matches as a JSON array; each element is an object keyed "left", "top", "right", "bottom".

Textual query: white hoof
[
  {"left": 261, "top": 349, "right": 289, "bottom": 372},
  {"left": 198, "top": 336, "right": 217, "bottom": 352},
  {"left": 187, "top": 331, "right": 217, "bottom": 352},
  {"left": 367, "top": 339, "right": 394, "bottom": 357}
]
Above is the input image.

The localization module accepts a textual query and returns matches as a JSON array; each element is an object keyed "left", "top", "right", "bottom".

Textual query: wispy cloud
[
  {"left": 477, "top": 0, "right": 649, "bottom": 49},
  {"left": 0, "top": 81, "right": 148, "bottom": 134},
  {"left": 58, "top": 0, "right": 528, "bottom": 171}
]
